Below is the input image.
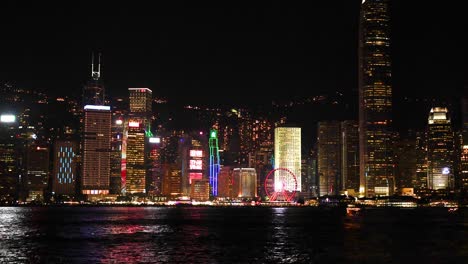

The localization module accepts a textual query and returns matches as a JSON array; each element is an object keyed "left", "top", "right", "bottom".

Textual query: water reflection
[{"left": 0, "top": 207, "right": 466, "bottom": 263}]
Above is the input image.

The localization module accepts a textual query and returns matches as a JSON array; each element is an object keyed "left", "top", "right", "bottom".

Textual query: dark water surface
[{"left": 0, "top": 206, "right": 466, "bottom": 263}]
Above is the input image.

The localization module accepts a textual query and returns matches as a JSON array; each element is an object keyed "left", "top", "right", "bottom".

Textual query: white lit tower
[{"left": 274, "top": 127, "right": 301, "bottom": 192}]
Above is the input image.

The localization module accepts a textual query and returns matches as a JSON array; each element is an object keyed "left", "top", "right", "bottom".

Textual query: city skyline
[
  {"left": 0, "top": 1, "right": 464, "bottom": 106},
  {"left": 0, "top": 1, "right": 467, "bottom": 202},
  {"left": 0, "top": 2, "right": 467, "bottom": 263}
]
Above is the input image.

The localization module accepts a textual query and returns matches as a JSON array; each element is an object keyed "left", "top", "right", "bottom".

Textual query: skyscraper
[
  {"left": 25, "top": 145, "right": 49, "bottom": 202},
  {"left": 232, "top": 168, "right": 257, "bottom": 198},
  {"left": 125, "top": 120, "right": 146, "bottom": 194},
  {"left": 427, "top": 107, "right": 454, "bottom": 190},
  {"left": 317, "top": 121, "right": 341, "bottom": 196},
  {"left": 217, "top": 165, "right": 232, "bottom": 198},
  {"left": 110, "top": 117, "right": 124, "bottom": 195},
  {"left": 460, "top": 96, "right": 468, "bottom": 190},
  {"left": 274, "top": 127, "right": 301, "bottom": 192},
  {"left": 129, "top": 88, "right": 152, "bottom": 118},
  {"left": 359, "top": 0, "right": 394, "bottom": 197},
  {"left": 52, "top": 140, "right": 77, "bottom": 195},
  {"left": 341, "top": 121, "right": 360, "bottom": 195},
  {"left": 209, "top": 129, "right": 220, "bottom": 196},
  {"left": 124, "top": 88, "right": 153, "bottom": 195},
  {"left": 415, "top": 131, "right": 428, "bottom": 190},
  {"left": 0, "top": 114, "right": 19, "bottom": 202},
  {"left": 82, "top": 105, "right": 111, "bottom": 196}
]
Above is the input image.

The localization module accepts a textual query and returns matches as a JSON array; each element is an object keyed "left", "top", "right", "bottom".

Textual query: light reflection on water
[{"left": 0, "top": 207, "right": 466, "bottom": 263}]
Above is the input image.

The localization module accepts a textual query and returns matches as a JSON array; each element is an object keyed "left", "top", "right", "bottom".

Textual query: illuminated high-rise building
[
  {"left": 427, "top": 107, "right": 454, "bottom": 190},
  {"left": 341, "top": 121, "right": 360, "bottom": 195},
  {"left": 124, "top": 88, "right": 153, "bottom": 195},
  {"left": 318, "top": 121, "right": 341, "bottom": 196},
  {"left": 129, "top": 88, "right": 152, "bottom": 118},
  {"left": 190, "top": 179, "right": 210, "bottom": 201},
  {"left": 52, "top": 140, "right": 77, "bottom": 195},
  {"left": 125, "top": 120, "right": 146, "bottom": 194},
  {"left": 147, "top": 136, "right": 162, "bottom": 196},
  {"left": 209, "top": 129, "right": 220, "bottom": 196},
  {"left": 359, "top": 0, "right": 394, "bottom": 197},
  {"left": 415, "top": 131, "right": 428, "bottom": 190},
  {"left": 274, "top": 127, "right": 301, "bottom": 191},
  {"left": 110, "top": 97, "right": 128, "bottom": 195},
  {"left": 110, "top": 117, "right": 124, "bottom": 195},
  {"left": 232, "top": 168, "right": 257, "bottom": 198},
  {"left": 218, "top": 165, "right": 232, "bottom": 198},
  {"left": 248, "top": 141, "right": 274, "bottom": 199},
  {"left": 460, "top": 96, "right": 468, "bottom": 190},
  {"left": 82, "top": 105, "right": 111, "bottom": 196},
  {"left": 0, "top": 114, "right": 19, "bottom": 202},
  {"left": 162, "top": 164, "right": 182, "bottom": 197},
  {"left": 179, "top": 132, "right": 208, "bottom": 196},
  {"left": 24, "top": 145, "right": 49, "bottom": 202}
]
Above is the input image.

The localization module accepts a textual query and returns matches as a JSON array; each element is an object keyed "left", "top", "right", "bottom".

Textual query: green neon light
[
  {"left": 145, "top": 122, "right": 154, "bottom": 138},
  {"left": 210, "top": 130, "right": 217, "bottom": 138}
]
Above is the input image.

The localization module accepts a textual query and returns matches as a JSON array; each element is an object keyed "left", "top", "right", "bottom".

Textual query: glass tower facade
[
  {"left": 128, "top": 88, "right": 152, "bottom": 117},
  {"left": 359, "top": 0, "right": 394, "bottom": 197},
  {"left": 427, "top": 107, "right": 454, "bottom": 190},
  {"left": 317, "top": 121, "right": 341, "bottom": 196},
  {"left": 274, "top": 127, "right": 301, "bottom": 192},
  {"left": 125, "top": 121, "right": 146, "bottom": 194},
  {"left": 341, "top": 120, "right": 360, "bottom": 194}
]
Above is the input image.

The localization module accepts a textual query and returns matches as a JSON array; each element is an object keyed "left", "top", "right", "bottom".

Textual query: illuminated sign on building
[
  {"left": 190, "top": 150, "right": 203, "bottom": 157},
  {"left": 149, "top": 137, "right": 161, "bottom": 144},
  {"left": 442, "top": 167, "right": 450, "bottom": 175},
  {"left": 189, "top": 172, "right": 203, "bottom": 184},
  {"left": 190, "top": 159, "right": 203, "bottom": 170},
  {"left": 115, "top": 119, "right": 123, "bottom": 125},
  {"left": 84, "top": 105, "right": 111, "bottom": 111},
  {"left": 0, "top": 114, "right": 15, "bottom": 123},
  {"left": 128, "top": 88, "right": 153, "bottom": 93},
  {"left": 128, "top": 121, "right": 140, "bottom": 128}
]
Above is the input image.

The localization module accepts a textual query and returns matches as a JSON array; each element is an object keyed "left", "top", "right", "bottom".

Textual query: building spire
[{"left": 91, "top": 52, "right": 101, "bottom": 81}]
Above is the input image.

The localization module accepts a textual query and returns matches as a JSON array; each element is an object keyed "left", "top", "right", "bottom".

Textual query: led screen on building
[
  {"left": 190, "top": 159, "right": 203, "bottom": 170},
  {"left": 189, "top": 172, "right": 203, "bottom": 184},
  {"left": 190, "top": 150, "right": 203, "bottom": 157}
]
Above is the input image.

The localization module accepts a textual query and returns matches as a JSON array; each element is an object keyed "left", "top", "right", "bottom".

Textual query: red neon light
[{"left": 189, "top": 172, "right": 203, "bottom": 184}]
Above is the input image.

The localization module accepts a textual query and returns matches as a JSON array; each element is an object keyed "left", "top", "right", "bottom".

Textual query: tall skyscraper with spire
[
  {"left": 83, "top": 53, "right": 105, "bottom": 106},
  {"left": 81, "top": 53, "right": 111, "bottom": 197},
  {"left": 358, "top": 0, "right": 394, "bottom": 197}
]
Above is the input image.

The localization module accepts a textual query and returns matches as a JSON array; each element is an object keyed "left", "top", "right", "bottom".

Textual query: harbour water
[{"left": 0, "top": 206, "right": 466, "bottom": 263}]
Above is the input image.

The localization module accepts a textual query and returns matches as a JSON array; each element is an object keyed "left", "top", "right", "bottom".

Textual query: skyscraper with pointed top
[
  {"left": 83, "top": 53, "right": 105, "bottom": 106},
  {"left": 81, "top": 52, "right": 111, "bottom": 198},
  {"left": 359, "top": 0, "right": 394, "bottom": 197}
]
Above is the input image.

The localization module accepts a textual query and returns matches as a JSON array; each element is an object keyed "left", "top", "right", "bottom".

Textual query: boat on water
[{"left": 346, "top": 204, "right": 361, "bottom": 216}]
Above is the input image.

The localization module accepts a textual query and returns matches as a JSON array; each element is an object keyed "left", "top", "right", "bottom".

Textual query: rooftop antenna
[{"left": 91, "top": 52, "right": 101, "bottom": 80}]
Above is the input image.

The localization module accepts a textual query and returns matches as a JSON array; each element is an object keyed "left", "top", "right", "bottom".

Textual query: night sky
[{"left": 0, "top": 1, "right": 465, "bottom": 120}]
